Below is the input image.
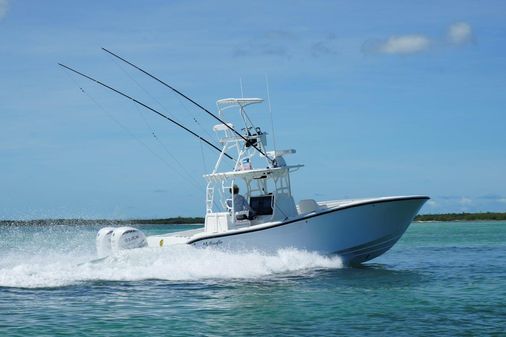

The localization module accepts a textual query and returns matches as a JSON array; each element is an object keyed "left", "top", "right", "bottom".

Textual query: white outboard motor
[
  {"left": 110, "top": 227, "right": 147, "bottom": 252},
  {"left": 96, "top": 227, "right": 115, "bottom": 258}
]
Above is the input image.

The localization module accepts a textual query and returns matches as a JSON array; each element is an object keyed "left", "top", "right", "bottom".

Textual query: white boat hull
[{"left": 148, "top": 196, "right": 428, "bottom": 265}]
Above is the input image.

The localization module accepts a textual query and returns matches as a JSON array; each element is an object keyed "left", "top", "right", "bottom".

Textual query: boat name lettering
[{"left": 203, "top": 240, "right": 223, "bottom": 247}]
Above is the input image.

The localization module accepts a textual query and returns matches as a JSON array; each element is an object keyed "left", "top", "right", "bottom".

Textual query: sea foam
[{"left": 0, "top": 244, "right": 343, "bottom": 288}]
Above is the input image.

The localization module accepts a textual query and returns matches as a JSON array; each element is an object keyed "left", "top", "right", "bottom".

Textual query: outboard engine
[
  {"left": 96, "top": 227, "right": 115, "bottom": 258},
  {"left": 110, "top": 227, "right": 147, "bottom": 252},
  {"left": 96, "top": 226, "right": 147, "bottom": 257}
]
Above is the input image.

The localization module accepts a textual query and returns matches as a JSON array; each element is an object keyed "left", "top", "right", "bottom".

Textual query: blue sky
[{"left": 1, "top": 0, "right": 505, "bottom": 219}]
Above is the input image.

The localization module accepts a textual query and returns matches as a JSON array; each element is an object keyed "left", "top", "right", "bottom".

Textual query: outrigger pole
[
  {"left": 101, "top": 48, "right": 275, "bottom": 165},
  {"left": 58, "top": 63, "right": 233, "bottom": 160}
]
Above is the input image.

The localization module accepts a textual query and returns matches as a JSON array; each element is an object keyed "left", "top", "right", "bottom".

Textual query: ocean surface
[{"left": 0, "top": 221, "right": 505, "bottom": 336}]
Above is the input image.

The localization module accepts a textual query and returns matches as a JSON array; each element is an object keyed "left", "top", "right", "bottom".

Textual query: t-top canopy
[{"left": 216, "top": 98, "right": 264, "bottom": 111}]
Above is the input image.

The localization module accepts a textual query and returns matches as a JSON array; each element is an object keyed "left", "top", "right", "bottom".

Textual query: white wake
[{"left": 0, "top": 245, "right": 343, "bottom": 288}]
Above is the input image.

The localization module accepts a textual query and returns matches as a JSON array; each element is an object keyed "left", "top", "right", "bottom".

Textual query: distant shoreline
[
  {"left": 1, "top": 213, "right": 506, "bottom": 225},
  {"left": 414, "top": 212, "right": 506, "bottom": 222},
  {"left": 0, "top": 217, "right": 205, "bottom": 226}
]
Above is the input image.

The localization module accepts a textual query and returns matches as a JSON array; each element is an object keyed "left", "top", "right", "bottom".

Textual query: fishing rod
[
  {"left": 101, "top": 48, "right": 275, "bottom": 165},
  {"left": 58, "top": 63, "right": 233, "bottom": 160}
]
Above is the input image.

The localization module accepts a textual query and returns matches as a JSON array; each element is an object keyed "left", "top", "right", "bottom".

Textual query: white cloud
[
  {"left": 377, "top": 35, "right": 431, "bottom": 55},
  {"left": 364, "top": 22, "right": 474, "bottom": 56},
  {"left": 0, "top": 0, "right": 8, "bottom": 20},
  {"left": 459, "top": 197, "right": 473, "bottom": 206},
  {"left": 448, "top": 22, "right": 472, "bottom": 45}
]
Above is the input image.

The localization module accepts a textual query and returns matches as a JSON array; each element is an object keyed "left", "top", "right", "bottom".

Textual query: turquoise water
[{"left": 1, "top": 222, "right": 505, "bottom": 336}]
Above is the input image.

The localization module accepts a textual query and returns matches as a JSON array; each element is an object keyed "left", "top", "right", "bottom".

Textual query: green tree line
[
  {"left": 0, "top": 217, "right": 205, "bottom": 226},
  {"left": 415, "top": 212, "right": 506, "bottom": 221}
]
